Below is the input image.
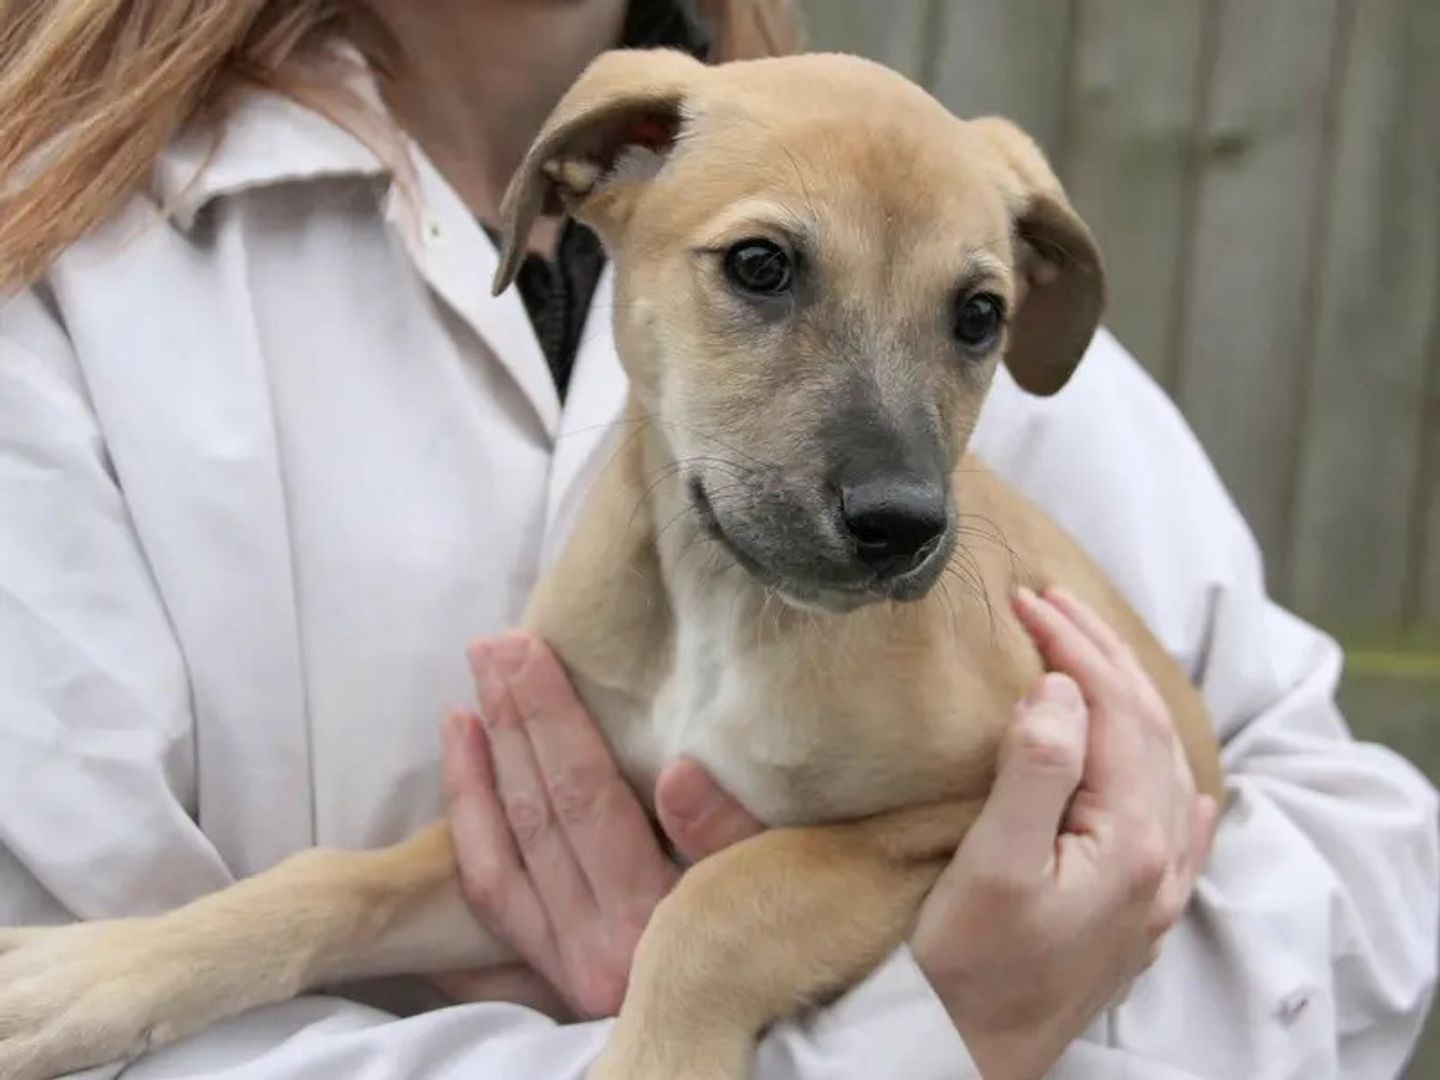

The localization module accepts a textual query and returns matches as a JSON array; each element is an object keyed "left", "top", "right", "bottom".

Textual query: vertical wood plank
[
  {"left": 1291, "top": 0, "right": 1440, "bottom": 629},
  {"left": 1061, "top": 0, "right": 1209, "bottom": 386},
  {"left": 927, "top": 0, "right": 1076, "bottom": 159},
  {"left": 1403, "top": 7, "right": 1440, "bottom": 638},
  {"left": 1171, "top": 0, "right": 1344, "bottom": 572},
  {"left": 1420, "top": 411, "right": 1440, "bottom": 632},
  {"left": 1417, "top": 296, "right": 1440, "bottom": 631},
  {"left": 796, "top": 0, "right": 931, "bottom": 81}
]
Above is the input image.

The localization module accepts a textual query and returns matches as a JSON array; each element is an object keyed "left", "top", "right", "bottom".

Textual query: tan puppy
[{"left": 0, "top": 50, "right": 1222, "bottom": 1080}]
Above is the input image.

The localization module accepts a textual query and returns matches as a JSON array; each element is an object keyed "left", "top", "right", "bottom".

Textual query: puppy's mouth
[
  {"left": 688, "top": 477, "right": 946, "bottom": 613},
  {"left": 689, "top": 476, "right": 775, "bottom": 582}
]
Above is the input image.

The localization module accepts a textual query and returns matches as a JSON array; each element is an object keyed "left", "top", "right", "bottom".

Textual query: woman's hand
[
  {"left": 438, "top": 586, "right": 1215, "bottom": 1074},
  {"left": 911, "top": 587, "right": 1218, "bottom": 1079},
  {"left": 436, "top": 632, "right": 763, "bottom": 1018}
]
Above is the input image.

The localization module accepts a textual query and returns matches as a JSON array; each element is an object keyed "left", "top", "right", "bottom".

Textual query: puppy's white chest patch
[{"left": 646, "top": 609, "right": 827, "bottom": 827}]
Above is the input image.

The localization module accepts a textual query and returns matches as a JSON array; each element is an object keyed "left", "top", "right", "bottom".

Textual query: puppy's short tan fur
[{"left": 0, "top": 51, "right": 1222, "bottom": 1080}]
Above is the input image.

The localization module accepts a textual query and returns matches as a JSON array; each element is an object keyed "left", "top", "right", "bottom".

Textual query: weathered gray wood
[
  {"left": 796, "top": 0, "right": 931, "bottom": 81},
  {"left": 1342, "top": 667, "right": 1440, "bottom": 786},
  {"left": 1290, "top": 0, "right": 1440, "bottom": 630},
  {"left": 1170, "top": 0, "right": 1344, "bottom": 571},
  {"left": 1345, "top": 656, "right": 1440, "bottom": 1073},
  {"left": 1419, "top": 312, "right": 1440, "bottom": 630},
  {"left": 1061, "top": 0, "right": 1209, "bottom": 387},
  {"left": 926, "top": 0, "right": 1075, "bottom": 160}
]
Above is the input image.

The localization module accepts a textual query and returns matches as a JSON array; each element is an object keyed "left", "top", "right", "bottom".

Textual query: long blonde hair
[{"left": 0, "top": 0, "right": 801, "bottom": 291}]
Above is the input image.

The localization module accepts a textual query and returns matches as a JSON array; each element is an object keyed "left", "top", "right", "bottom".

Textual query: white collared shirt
[{"left": 0, "top": 82, "right": 1434, "bottom": 1080}]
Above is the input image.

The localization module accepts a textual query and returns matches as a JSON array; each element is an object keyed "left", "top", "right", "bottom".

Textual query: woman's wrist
[{"left": 916, "top": 956, "right": 1067, "bottom": 1080}]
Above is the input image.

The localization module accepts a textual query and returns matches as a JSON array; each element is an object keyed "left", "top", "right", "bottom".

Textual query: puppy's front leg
[
  {"left": 591, "top": 801, "right": 982, "bottom": 1080},
  {"left": 0, "top": 822, "right": 509, "bottom": 1080}
]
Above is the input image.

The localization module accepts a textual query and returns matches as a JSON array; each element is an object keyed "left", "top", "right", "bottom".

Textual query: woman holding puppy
[{"left": 0, "top": 1, "right": 1433, "bottom": 1078}]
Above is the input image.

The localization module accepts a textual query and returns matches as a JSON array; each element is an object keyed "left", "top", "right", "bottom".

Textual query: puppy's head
[{"left": 496, "top": 50, "right": 1104, "bottom": 612}]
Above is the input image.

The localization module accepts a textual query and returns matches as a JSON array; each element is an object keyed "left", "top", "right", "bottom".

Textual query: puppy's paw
[{"left": 0, "top": 918, "right": 227, "bottom": 1080}]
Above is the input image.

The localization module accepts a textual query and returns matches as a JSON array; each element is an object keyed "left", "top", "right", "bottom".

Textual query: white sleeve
[
  {"left": 67, "top": 951, "right": 975, "bottom": 1080},
  {"left": 0, "top": 288, "right": 232, "bottom": 923},
  {"left": 971, "top": 330, "right": 1440, "bottom": 1079}
]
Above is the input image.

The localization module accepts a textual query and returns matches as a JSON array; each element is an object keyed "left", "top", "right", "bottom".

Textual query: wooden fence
[{"left": 799, "top": 0, "right": 1440, "bottom": 646}]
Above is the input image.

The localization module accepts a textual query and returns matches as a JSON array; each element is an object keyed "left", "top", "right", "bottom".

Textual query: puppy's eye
[
  {"left": 723, "top": 239, "right": 792, "bottom": 295},
  {"left": 954, "top": 292, "right": 1005, "bottom": 351}
]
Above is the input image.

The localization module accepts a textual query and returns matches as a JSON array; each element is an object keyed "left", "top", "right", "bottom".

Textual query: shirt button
[
  {"left": 1276, "top": 989, "right": 1312, "bottom": 1024},
  {"left": 425, "top": 219, "right": 443, "bottom": 243}
]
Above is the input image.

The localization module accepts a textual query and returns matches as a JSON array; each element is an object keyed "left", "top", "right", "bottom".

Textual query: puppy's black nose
[{"left": 839, "top": 480, "right": 948, "bottom": 577}]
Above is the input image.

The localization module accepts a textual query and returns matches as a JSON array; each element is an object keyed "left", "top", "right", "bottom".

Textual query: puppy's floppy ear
[
  {"left": 968, "top": 117, "right": 1106, "bottom": 396},
  {"left": 492, "top": 48, "right": 707, "bottom": 296}
]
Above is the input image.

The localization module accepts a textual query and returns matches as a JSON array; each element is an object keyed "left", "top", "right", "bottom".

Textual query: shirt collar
[
  {"left": 153, "top": 50, "right": 389, "bottom": 230},
  {"left": 152, "top": 0, "right": 710, "bottom": 230}
]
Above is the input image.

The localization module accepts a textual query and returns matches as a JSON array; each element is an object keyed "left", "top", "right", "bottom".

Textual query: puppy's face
[{"left": 498, "top": 52, "right": 1104, "bottom": 612}]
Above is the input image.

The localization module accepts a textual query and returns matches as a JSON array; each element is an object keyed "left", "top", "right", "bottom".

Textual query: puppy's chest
[
  {"left": 637, "top": 621, "right": 952, "bottom": 828},
  {"left": 648, "top": 657, "right": 818, "bottom": 827}
]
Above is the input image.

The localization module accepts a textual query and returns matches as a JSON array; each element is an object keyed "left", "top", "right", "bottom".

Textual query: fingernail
[
  {"left": 1030, "top": 672, "right": 1083, "bottom": 711},
  {"left": 467, "top": 638, "right": 492, "bottom": 670},
  {"left": 1198, "top": 794, "right": 1220, "bottom": 830},
  {"left": 661, "top": 762, "right": 724, "bottom": 825},
  {"left": 492, "top": 633, "right": 530, "bottom": 682},
  {"left": 470, "top": 650, "right": 506, "bottom": 730},
  {"left": 1014, "top": 585, "right": 1039, "bottom": 607},
  {"left": 457, "top": 709, "right": 482, "bottom": 746}
]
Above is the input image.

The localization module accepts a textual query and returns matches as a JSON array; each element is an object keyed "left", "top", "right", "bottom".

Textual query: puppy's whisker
[
  {"left": 936, "top": 575, "right": 959, "bottom": 634},
  {"left": 551, "top": 414, "right": 661, "bottom": 441},
  {"left": 779, "top": 144, "right": 818, "bottom": 224},
  {"left": 653, "top": 505, "right": 703, "bottom": 547},
  {"left": 675, "top": 528, "right": 718, "bottom": 574},
  {"left": 624, "top": 413, "right": 778, "bottom": 473},
  {"left": 625, "top": 456, "right": 753, "bottom": 531},
  {"left": 955, "top": 512, "right": 1032, "bottom": 584},
  {"left": 554, "top": 405, "right": 774, "bottom": 475},
  {"left": 949, "top": 540, "right": 1000, "bottom": 643}
]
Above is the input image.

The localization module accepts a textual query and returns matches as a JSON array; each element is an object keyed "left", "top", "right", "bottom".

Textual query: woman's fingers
[
  {"left": 440, "top": 705, "right": 562, "bottom": 982},
  {"left": 459, "top": 633, "right": 690, "bottom": 1018},
  {"left": 1044, "top": 591, "right": 1194, "bottom": 863},
  {"left": 1013, "top": 587, "right": 1203, "bottom": 924},
  {"left": 471, "top": 641, "right": 598, "bottom": 935},
  {"left": 656, "top": 757, "right": 765, "bottom": 863},
  {"left": 494, "top": 633, "right": 676, "bottom": 908},
  {"left": 1014, "top": 588, "right": 1147, "bottom": 788},
  {"left": 1147, "top": 793, "right": 1220, "bottom": 941},
  {"left": 1181, "top": 795, "right": 1220, "bottom": 886},
  {"left": 429, "top": 963, "right": 573, "bottom": 1019},
  {"left": 947, "top": 673, "right": 1088, "bottom": 888},
  {"left": 1043, "top": 587, "right": 1129, "bottom": 664},
  {"left": 1012, "top": 587, "right": 1118, "bottom": 701}
]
